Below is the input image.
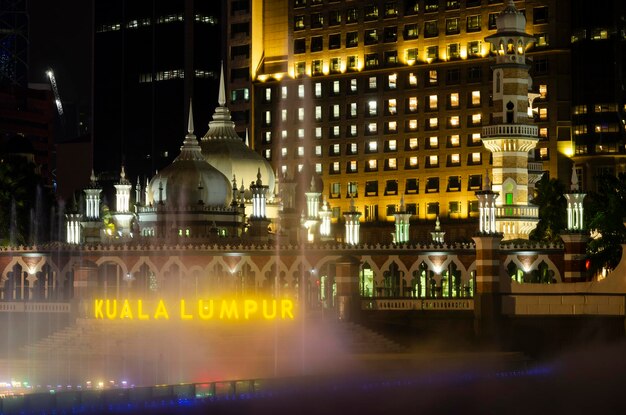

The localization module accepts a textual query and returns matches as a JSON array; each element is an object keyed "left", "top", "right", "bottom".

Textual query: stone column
[
  {"left": 335, "top": 255, "right": 361, "bottom": 322},
  {"left": 472, "top": 234, "right": 503, "bottom": 341}
]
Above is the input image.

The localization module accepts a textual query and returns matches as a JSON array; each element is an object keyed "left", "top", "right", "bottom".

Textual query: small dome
[
  {"left": 200, "top": 65, "right": 276, "bottom": 195},
  {"left": 497, "top": 0, "right": 527, "bottom": 33},
  {"left": 147, "top": 105, "right": 232, "bottom": 207}
]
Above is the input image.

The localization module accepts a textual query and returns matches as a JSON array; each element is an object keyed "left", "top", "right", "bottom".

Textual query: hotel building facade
[{"left": 225, "top": 0, "right": 573, "bottom": 225}]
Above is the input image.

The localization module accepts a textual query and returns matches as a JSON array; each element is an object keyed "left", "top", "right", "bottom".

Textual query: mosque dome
[
  {"left": 147, "top": 104, "right": 232, "bottom": 207},
  {"left": 200, "top": 65, "right": 276, "bottom": 195}
]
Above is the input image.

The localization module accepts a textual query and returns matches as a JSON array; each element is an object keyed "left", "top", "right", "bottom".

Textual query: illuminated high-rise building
[{"left": 225, "top": 0, "right": 571, "bottom": 239}]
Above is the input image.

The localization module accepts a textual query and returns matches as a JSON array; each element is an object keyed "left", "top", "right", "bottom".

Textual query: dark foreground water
[{"left": 3, "top": 341, "right": 626, "bottom": 414}]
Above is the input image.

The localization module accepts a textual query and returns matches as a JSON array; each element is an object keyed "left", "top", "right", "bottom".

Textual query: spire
[
  {"left": 399, "top": 195, "right": 405, "bottom": 211},
  {"left": 218, "top": 61, "right": 226, "bottom": 107},
  {"left": 310, "top": 175, "right": 316, "bottom": 192},
  {"left": 570, "top": 165, "right": 579, "bottom": 192},
  {"left": 90, "top": 169, "right": 97, "bottom": 184},
  {"left": 188, "top": 99, "right": 194, "bottom": 135}
]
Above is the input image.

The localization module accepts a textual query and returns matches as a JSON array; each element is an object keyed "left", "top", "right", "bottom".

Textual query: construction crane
[{"left": 45, "top": 68, "right": 65, "bottom": 120}]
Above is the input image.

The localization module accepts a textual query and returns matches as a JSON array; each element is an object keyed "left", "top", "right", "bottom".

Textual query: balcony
[
  {"left": 496, "top": 205, "right": 539, "bottom": 219},
  {"left": 482, "top": 124, "right": 538, "bottom": 139}
]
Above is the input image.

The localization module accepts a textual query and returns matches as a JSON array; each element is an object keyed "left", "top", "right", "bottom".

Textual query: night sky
[{"left": 28, "top": 0, "right": 92, "bottom": 110}]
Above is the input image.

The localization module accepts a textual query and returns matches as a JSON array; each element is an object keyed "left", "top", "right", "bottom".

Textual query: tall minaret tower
[{"left": 482, "top": 0, "right": 539, "bottom": 240}]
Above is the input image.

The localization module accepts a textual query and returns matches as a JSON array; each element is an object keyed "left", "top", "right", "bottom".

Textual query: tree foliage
[
  {"left": 529, "top": 174, "right": 567, "bottom": 243},
  {"left": 0, "top": 156, "right": 54, "bottom": 246},
  {"left": 585, "top": 173, "right": 626, "bottom": 275}
]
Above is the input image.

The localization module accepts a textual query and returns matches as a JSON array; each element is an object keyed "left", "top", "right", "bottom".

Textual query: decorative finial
[
  {"left": 218, "top": 61, "right": 226, "bottom": 107},
  {"left": 245, "top": 128, "right": 250, "bottom": 147},
  {"left": 187, "top": 99, "right": 194, "bottom": 135},
  {"left": 256, "top": 168, "right": 262, "bottom": 186},
  {"left": 232, "top": 175, "right": 237, "bottom": 190},
  {"left": 571, "top": 165, "right": 579, "bottom": 192},
  {"left": 310, "top": 175, "right": 316, "bottom": 192},
  {"left": 120, "top": 165, "right": 126, "bottom": 180},
  {"left": 435, "top": 216, "right": 441, "bottom": 231},
  {"left": 399, "top": 195, "right": 405, "bottom": 211},
  {"left": 90, "top": 169, "right": 97, "bottom": 184}
]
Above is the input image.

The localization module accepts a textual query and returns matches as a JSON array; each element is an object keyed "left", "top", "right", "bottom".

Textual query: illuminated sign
[{"left": 93, "top": 299, "right": 295, "bottom": 321}]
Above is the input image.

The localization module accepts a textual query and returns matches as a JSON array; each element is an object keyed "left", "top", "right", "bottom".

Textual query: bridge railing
[{"left": 362, "top": 298, "right": 474, "bottom": 311}]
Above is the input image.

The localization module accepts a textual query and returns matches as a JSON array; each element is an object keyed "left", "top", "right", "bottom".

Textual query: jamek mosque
[{"left": 0, "top": 2, "right": 625, "bottom": 384}]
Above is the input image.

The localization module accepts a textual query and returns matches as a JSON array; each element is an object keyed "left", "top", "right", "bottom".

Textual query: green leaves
[{"left": 529, "top": 174, "right": 567, "bottom": 244}]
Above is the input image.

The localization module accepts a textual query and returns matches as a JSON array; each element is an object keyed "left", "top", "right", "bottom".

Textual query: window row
[{"left": 328, "top": 175, "right": 485, "bottom": 200}]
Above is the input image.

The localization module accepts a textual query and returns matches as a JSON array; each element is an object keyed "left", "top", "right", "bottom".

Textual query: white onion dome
[
  {"left": 496, "top": 0, "right": 527, "bottom": 34},
  {"left": 200, "top": 64, "right": 276, "bottom": 195},
  {"left": 147, "top": 104, "right": 232, "bottom": 207}
]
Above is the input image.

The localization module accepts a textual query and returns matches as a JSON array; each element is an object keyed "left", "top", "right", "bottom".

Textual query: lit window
[
  {"left": 408, "top": 137, "right": 418, "bottom": 150},
  {"left": 348, "top": 160, "right": 358, "bottom": 173},
  {"left": 471, "top": 152, "right": 481, "bottom": 164},
  {"left": 429, "top": 117, "right": 438, "bottom": 129},
  {"left": 369, "top": 76, "right": 377, "bottom": 89},
  {"left": 387, "top": 139, "right": 397, "bottom": 151},
  {"left": 264, "top": 131, "right": 271, "bottom": 143},
  {"left": 281, "top": 165, "right": 288, "bottom": 175},
  {"left": 315, "top": 127, "right": 322, "bottom": 138},
  {"left": 408, "top": 156, "right": 418, "bottom": 167},
  {"left": 368, "top": 159, "right": 378, "bottom": 170},
  {"left": 387, "top": 121, "right": 397, "bottom": 132},
  {"left": 539, "top": 148, "right": 549, "bottom": 159},
  {"left": 314, "top": 82, "right": 322, "bottom": 97},
  {"left": 467, "top": 41, "right": 482, "bottom": 57},
  {"left": 428, "top": 70, "right": 438, "bottom": 84},
  {"left": 349, "top": 125, "right": 358, "bottom": 137},
  {"left": 298, "top": 128, "right": 305, "bottom": 138},
  {"left": 449, "top": 93, "right": 459, "bottom": 108},
  {"left": 368, "top": 141, "right": 378, "bottom": 152},
  {"left": 408, "top": 97, "right": 418, "bottom": 112},
  {"left": 315, "top": 106, "right": 322, "bottom": 121},
  {"left": 315, "top": 163, "right": 322, "bottom": 173},
  {"left": 332, "top": 162, "right": 340, "bottom": 173},
  {"left": 350, "top": 78, "right": 357, "bottom": 92},
  {"left": 471, "top": 90, "right": 481, "bottom": 105},
  {"left": 428, "top": 155, "right": 438, "bottom": 167},
  {"left": 281, "top": 86, "right": 287, "bottom": 99},
  {"left": 388, "top": 99, "right": 397, "bottom": 114},
  {"left": 539, "top": 108, "right": 548, "bottom": 120},
  {"left": 265, "top": 111, "right": 271, "bottom": 125},
  {"left": 332, "top": 143, "right": 340, "bottom": 155},
  {"left": 368, "top": 100, "right": 378, "bottom": 115},
  {"left": 298, "top": 146, "right": 305, "bottom": 156},
  {"left": 332, "top": 126, "right": 340, "bottom": 137},
  {"left": 333, "top": 104, "right": 340, "bottom": 118},
  {"left": 471, "top": 133, "right": 481, "bottom": 145},
  {"left": 387, "top": 158, "right": 397, "bottom": 170},
  {"left": 447, "top": 43, "right": 461, "bottom": 59},
  {"left": 449, "top": 135, "right": 460, "bottom": 147},
  {"left": 388, "top": 73, "right": 397, "bottom": 89},
  {"left": 408, "top": 72, "right": 417, "bottom": 86},
  {"left": 348, "top": 55, "right": 358, "bottom": 70},
  {"left": 539, "top": 84, "right": 547, "bottom": 99},
  {"left": 539, "top": 127, "right": 548, "bottom": 138},
  {"left": 298, "top": 107, "right": 305, "bottom": 121},
  {"left": 281, "top": 130, "right": 287, "bottom": 139},
  {"left": 315, "top": 145, "right": 322, "bottom": 156},
  {"left": 472, "top": 113, "right": 482, "bottom": 125},
  {"left": 406, "top": 48, "right": 418, "bottom": 63},
  {"left": 265, "top": 88, "right": 272, "bottom": 102},
  {"left": 450, "top": 154, "right": 460, "bottom": 164},
  {"left": 264, "top": 149, "right": 271, "bottom": 159},
  {"left": 349, "top": 143, "right": 358, "bottom": 154},
  {"left": 368, "top": 123, "right": 377, "bottom": 133},
  {"left": 428, "top": 95, "right": 438, "bottom": 109},
  {"left": 281, "top": 147, "right": 288, "bottom": 157},
  {"left": 281, "top": 109, "right": 287, "bottom": 121},
  {"left": 350, "top": 102, "right": 357, "bottom": 117},
  {"left": 426, "top": 46, "right": 439, "bottom": 60},
  {"left": 333, "top": 80, "right": 340, "bottom": 94},
  {"left": 429, "top": 136, "right": 438, "bottom": 148}
]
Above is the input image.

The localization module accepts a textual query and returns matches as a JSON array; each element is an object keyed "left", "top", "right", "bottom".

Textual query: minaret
[
  {"left": 302, "top": 176, "right": 321, "bottom": 243},
  {"left": 430, "top": 216, "right": 445, "bottom": 244},
  {"left": 248, "top": 169, "right": 270, "bottom": 241},
  {"left": 481, "top": 0, "right": 539, "bottom": 240},
  {"left": 393, "top": 196, "right": 411, "bottom": 244},
  {"left": 113, "top": 166, "right": 134, "bottom": 238},
  {"left": 319, "top": 198, "right": 333, "bottom": 241},
  {"left": 343, "top": 197, "right": 361, "bottom": 245},
  {"left": 561, "top": 166, "right": 589, "bottom": 282},
  {"left": 65, "top": 193, "right": 82, "bottom": 244},
  {"left": 475, "top": 173, "right": 499, "bottom": 234},
  {"left": 82, "top": 170, "right": 102, "bottom": 243}
]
